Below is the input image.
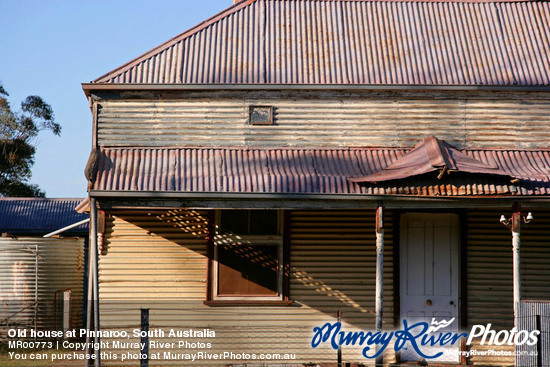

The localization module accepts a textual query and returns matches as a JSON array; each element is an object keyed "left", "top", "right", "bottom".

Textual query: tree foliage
[{"left": 0, "top": 84, "right": 61, "bottom": 197}]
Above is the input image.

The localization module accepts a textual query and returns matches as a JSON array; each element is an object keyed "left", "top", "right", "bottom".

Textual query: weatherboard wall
[{"left": 95, "top": 91, "right": 550, "bottom": 149}]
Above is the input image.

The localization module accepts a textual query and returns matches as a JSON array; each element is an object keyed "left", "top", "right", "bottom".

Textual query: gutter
[
  {"left": 89, "top": 190, "right": 550, "bottom": 201},
  {"left": 81, "top": 83, "right": 550, "bottom": 97},
  {"left": 88, "top": 190, "right": 550, "bottom": 209},
  {"left": 43, "top": 219, "right": 90, "bottom": 238}
]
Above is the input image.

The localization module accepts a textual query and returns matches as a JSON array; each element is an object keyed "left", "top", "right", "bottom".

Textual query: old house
[{"left": 83, "top": 0, "right": 550, "bottom": 365}]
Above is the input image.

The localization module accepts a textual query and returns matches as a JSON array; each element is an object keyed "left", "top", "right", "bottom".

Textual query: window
[
  {"left": 206, "top": 210, "right": 291, "bottom": 305},
  {"left": 248, "top": 106, "right": 273, "bottom": 125}
]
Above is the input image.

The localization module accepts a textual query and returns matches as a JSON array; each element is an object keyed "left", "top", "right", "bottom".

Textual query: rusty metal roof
[
  {"left": 0, "top": 198, "right": 89, "bottom": 235},
  {"left": 350, "top": 136, "right": 513, "bottom": 182},
  {"left": 91, "top": 147, "right": 550, "bottom": 196},
  {"left": 92, "top": 0, "right": 550, "bottom": 86}
]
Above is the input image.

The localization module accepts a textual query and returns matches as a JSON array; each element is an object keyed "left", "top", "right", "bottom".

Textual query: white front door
[{"left": 400, "top": 213, "right": 460, "bottom": 362}]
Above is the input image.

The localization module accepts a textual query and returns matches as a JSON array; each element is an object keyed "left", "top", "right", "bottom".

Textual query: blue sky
[{"left": 0, "top": 0, "right": 230, "bottom": 197}]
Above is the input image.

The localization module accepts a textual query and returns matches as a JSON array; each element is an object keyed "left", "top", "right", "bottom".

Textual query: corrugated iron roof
[
  {"left": 92, "top": 0, "right": 550, "bottom": 86},
  {"left": 92, "top": 147, "right": 550, "bottom": 196},
  {"left": 0, "top": 198, "right": 89, "bottom": 235}
]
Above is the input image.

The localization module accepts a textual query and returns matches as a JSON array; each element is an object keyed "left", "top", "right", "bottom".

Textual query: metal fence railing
[{"left": 515, "top": 301, "right": 550, "bottom": 367}]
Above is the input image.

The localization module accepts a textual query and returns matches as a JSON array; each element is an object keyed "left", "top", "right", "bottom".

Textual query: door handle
[
  {"left": 426, "top": 299, "right": 432, "bottom": 306},
  {"left": 450, "top": 300, "right": 455, "bottom": 305}
]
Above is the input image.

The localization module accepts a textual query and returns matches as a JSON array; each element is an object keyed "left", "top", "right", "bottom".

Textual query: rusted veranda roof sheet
[
  {"left": 92, "top": 148, "right": 550, "bottom": 197},
  {"left": 92, "top": 0, "right": 550, "bottom": 86},
  {"left": 350, "top": 136, "right": 513, "bottom": 182}
]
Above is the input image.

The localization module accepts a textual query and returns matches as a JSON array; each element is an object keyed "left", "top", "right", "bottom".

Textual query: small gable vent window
[{"left": 249, "top": 106, "right": 273, "bottom": 125}]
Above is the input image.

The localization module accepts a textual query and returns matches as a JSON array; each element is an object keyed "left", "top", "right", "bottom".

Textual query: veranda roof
[{"left": 89, "top": 145, "right": 550, "bottom": 197}]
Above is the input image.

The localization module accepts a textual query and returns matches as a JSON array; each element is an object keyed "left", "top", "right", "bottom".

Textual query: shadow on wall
[{"left": 102, "top": 208, "right": 391, "bottom": 328}]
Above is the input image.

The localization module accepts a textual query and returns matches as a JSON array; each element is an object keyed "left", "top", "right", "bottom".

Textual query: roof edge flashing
[{"left": 82, "top": 83, "right": 550, "bottom": 97}]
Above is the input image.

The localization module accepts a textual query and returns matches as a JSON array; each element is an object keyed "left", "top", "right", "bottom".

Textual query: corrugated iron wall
[
  {"left": 99, "top": 208, "right": 550, "bottom": 366},
  {"left": 515, "top": 302, "right": 550, "bottom": 367},
  {"left": 0, "top": 238, "right": 85, "bottom": 333},
  {"left": 96, "top": 92, "right": 550, "bottom": 149},
  {"left": 290, "top": 210, "right": 395, "bottom": 363},
  {"left": 100, "top": 209, "right": 394, "bottom": 366},
  {"left": 99, "top": 210, "right": 210, "bottom": 365},
  {"left": 0, "top": 241, "right": 38, "bottom": 331},
  {"left": 466, "top": 209, "right": 550, "bottom": 366}
]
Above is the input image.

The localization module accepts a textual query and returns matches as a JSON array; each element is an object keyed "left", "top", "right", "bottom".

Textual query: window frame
[
  {"left": 206, "top": 210, "right": 291, "bottom": 305},
  {"left": 248, "top": 105, "right": 274, "bottom": 125}
]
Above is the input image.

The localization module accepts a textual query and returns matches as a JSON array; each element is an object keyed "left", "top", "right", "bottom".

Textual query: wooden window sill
[{"left": 204, "top": 300, "right": 296, "bottom": 307}]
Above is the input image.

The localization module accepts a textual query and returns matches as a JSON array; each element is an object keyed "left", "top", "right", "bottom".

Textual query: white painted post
[
  {"left": 63, "top": 290, "right": 71, "bottom": 337},
  {"left": 90, "top": 198, "right": 100, "bottom": 367},
  {"left": 512, "top": 229, "right": 521, "bottom": 305},
  {"left": 85, "top": 229, "right": 93, "bottom": 364},
  {"left": 511, "top": 204, "right": 521, "bottom": 309},
  {"left": 375, "top": 205, "right": 384, "bottom": 367}
]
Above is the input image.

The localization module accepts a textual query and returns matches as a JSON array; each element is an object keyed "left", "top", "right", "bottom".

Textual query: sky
[{"left": 0, "top": 0, "right": 231, "bottom": 198}]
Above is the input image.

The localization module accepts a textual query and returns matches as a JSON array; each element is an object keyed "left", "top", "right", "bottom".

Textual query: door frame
[{"left": 393, "top": 209, "right": 467, "bottom": 365}]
